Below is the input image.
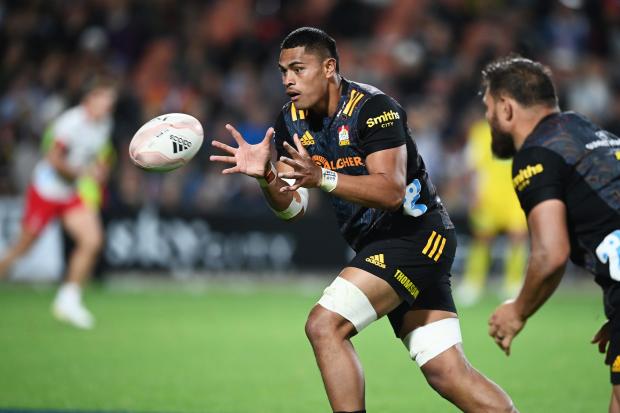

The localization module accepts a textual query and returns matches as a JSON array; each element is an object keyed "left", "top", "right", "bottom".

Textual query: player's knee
[
  {"left": 422, "top": 354, "right": 470, "bottom": 398},
  {"left": 77, "top": 229, "right": 104, "bottom": 254},
  {"left": 305, "top": 306, "right": 353, "bottom": 344}
]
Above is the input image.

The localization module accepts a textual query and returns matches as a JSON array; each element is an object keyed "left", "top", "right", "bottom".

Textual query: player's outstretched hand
[
  {"left": 591, "top": 321, "right": 611, "bottom": 359},
  {"left": 278, "top": 133, "right": 321, "bottom": 192},
  {"left": 488, "top": 299, "right": 526, "bottom": 356},
  {"left": 210, "top": 125, "right": 273, "bottom": 178}
]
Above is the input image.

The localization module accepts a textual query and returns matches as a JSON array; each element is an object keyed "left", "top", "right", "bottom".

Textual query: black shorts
[
  {"left": 348, "top": 228, "right": 457, "bottom": 336},
  {"left": 604, "top": 284, "right": 620, "bottom": 384}
]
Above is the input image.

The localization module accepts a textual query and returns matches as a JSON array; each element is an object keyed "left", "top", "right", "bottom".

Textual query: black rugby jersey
[
  {"left": 513, "top": 112, "right": 620, "bottom": 287},
  {"left": 273, "top": 79, "right": 452, "bottom": 251}
]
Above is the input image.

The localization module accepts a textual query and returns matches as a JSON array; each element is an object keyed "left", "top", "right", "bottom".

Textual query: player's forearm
[
  {"left": 514, "top": 251, "right": 566, "bottom": 320},
  {"left": 48, "top": 157, "right": 79, "bottom": 181},
  {"left": 328, "top": 171, "right": 404, "bottom": 210},
  {"left": 261, "top": 177, "right": 297, "bottom": 211}
]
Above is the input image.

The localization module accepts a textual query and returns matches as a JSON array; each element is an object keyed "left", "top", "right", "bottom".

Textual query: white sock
[{"left": 56, "top": 282, "right": 82, "bottom": 304}]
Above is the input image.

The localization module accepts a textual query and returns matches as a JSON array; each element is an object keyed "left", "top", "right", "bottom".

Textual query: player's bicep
[
  {"left": 357, "top": 94, "right": 407, "bottom": 154},
  {"left": 365, "top": 144, "right": 407, "bottom": 190},
  {"left": 527, "top": 199, "right": 570, "bottom": 266}
]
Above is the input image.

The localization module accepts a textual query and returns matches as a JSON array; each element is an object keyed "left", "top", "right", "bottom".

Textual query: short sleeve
[
  {"left": 273, "top": 111, "right": 293, "bottom": 158},
  {"left": 512, "top": 146, "right": 569, "bottom": 216},
  {"left": 357, "top": 94, "right": 408, "bottom": 155}
]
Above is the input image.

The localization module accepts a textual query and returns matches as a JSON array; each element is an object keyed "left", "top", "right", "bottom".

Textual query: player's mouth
[{"left": 287, "top": 91, "right": 301, "bottom": 102}]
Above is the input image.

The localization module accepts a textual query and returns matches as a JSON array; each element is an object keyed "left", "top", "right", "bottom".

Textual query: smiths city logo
[
  {"left": 394, "top": 269, "right": 419, "bottom": 298},
  {"left": 338, "top": 125, "right": 350, "bottom": 146},
  {"left": 170, "top": 135, "right": 192, "bottom": 154},
  {"left": 312, "top": 155, "right": 364, "bottom": 170},
  {"left": 366, "top": 110, "right": 400, "bottom": 128},
  {"left": 365, "top": 253, "right": 386, "bottom": 269},
  {"left": 513, "top": 163, "right": 544, "bottom": 191},
  {"left": 300, "top": 131, "right": 315, "bottom": 146}
]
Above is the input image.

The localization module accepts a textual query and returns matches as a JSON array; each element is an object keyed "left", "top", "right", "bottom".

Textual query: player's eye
[{"left": 294, "top": 67, "right": 303, "bottom": 74}]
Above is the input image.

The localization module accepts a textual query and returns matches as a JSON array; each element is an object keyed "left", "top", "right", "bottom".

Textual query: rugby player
[
  {"left": 211, "top": 27, "right": 516, "bottom": 412},
  {"left": 0, "top": 77, "right": 117, "bottom": 329},
  {"left": 483, "top": 56, "right": 620, "bottom": 412}
]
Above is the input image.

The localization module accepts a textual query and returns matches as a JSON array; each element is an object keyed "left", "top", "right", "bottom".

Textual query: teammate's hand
[
  {"left": 488, "top": 299, "right": 526, "bottom": 356},
  {"left": 210, "top": 125, "right": 273, "bottom": 178},
  {"left": 278, "top": 133, "right": 321, "bottom": 192},
  {"left": 591, "top": 321, "right": 611, "bottom": 360}
]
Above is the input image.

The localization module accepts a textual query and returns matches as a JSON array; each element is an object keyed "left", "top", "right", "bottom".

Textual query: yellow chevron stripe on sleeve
[
  {"left": 345, "top": 92, "right": 365, "bottom": 116},
  {"left": 434, "top": 237, "right": 447, "bottom": 261},
  {"left": 422, "top": 231, "right": 437, "bottom": 255}
]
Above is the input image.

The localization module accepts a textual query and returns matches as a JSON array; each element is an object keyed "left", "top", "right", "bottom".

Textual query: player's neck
[
  {"left": 513, "top": 106, "right": 560, "bottom": 150},
  {"left": 312, "top": 75, "right": 342, "bottom": 118}
]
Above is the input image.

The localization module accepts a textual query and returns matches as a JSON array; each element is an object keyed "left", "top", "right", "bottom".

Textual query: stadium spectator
[
  {"left": 483, "top": 56, "right": 620, "bottom": 411},
  {"left": 211, "top": 27, "right": 516, "bottom": 413}
]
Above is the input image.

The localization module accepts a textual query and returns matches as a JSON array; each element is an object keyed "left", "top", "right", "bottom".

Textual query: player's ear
[
  {"left": 500, "top": 96, "right": 514, "bottom": 123},
  {"left": 324, "top": 58, "right": 337, "bottom": 78}
]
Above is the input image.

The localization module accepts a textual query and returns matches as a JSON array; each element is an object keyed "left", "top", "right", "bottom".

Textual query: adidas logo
[
  {"left": 170, "top": 135, "right": 192, "bottom": 154},
  {"left": 365, "top": 253, "right": 386, "bottom": 269},
  {"left": 300, "top": 131, "right": 315, "bottom": 146}
]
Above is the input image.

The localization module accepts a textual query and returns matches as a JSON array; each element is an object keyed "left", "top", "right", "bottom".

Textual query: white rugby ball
[{"left": 129, "top": 113, "right": 203, "bottom": 171}]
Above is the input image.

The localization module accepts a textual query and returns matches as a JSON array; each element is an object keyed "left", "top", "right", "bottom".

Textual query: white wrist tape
[
  {"left": 402, "top": 317, "right": 462, "bottom": 367},
  {"left": 271, "top": 177, "right": 308, "bottom": 220},
  {"left": 319, "top": 168, "right": 338, "bottom": 192},
  {"left": 317, "top": 277, "right": 377, "bottom": 332}
]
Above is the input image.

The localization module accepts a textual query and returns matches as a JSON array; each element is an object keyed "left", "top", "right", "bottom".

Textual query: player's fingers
[
  {"left": 221, "top": 166, "right": 240, "bottom": 174},
  {"left": 292, "top": 133, "right": 309, "bottom": 157},
  {"left": 209, "top": 155, "right": 237, "bottom": 164},
  {"left": 225, "top": 124, "right": 246, "bottom": 146},
  {"left": 279, "top": 156, "right": 301, "bottom": 169},
  {"left": 488, "top": 323, "right": 498, "bottom": 337},
  {"left": 502, "top": 336, "right": 513, "bottom": 356},
  {"left": 278, "top": 171, "right": 303, "bottom": 180},
  {"left": 599, "top": 339, "right": 608, "bottom": 354},
  {"left": 283, "top": 141, "right": 303, "bottom": 160},
  {"left": 261, "top": 127, "right": 275, "bottom": 145},
  {"left": 211, "top": 140, "right": 237, "bottom": 154}
]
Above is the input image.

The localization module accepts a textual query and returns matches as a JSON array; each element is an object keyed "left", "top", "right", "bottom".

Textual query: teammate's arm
[
  {"left": 488, "top": 199, "right": 569, "bottom": 355},
  {"left": 489, "top": 147, "right": 570, "bottom": 355},
  {"left": 514, "top": 199, "right": 570, "bottom": 317}
]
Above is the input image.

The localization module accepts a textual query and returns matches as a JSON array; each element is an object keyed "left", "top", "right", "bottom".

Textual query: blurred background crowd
[{"left": 1, "top": 0, "right": 619, "bottom": 222}]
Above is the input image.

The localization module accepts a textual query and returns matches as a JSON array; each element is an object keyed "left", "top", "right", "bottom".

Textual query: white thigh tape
[
  {"left": 403, "top": 317, "right": 462, "bottom": 367},
  {"left": 317, "top": 277, "right": 377, "bottom": 332}
]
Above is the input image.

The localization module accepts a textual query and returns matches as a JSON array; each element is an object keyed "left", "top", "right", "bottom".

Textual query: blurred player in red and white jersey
[{"left": 0, "top": 77, "right": 117, "bottom": 329}]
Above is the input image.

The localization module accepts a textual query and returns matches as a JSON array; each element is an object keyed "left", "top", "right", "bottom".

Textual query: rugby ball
[{"left": 129, "top": 113, "right": 203, "bottom": 171}]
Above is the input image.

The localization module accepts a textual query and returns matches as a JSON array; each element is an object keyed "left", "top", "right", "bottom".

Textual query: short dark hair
[
  {"left": 482, "top": 56, "right": 558, "bottom": 108},
  {"left": 281, "top": 27, "right": 339, "bottom": 72}
]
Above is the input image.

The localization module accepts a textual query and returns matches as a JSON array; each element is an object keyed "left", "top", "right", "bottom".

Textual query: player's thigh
[
  {"left": 61, "top": 204, "right": 103, "bottom": 247},
  {"left": 339, "top": 266, "right": 402, "bottom": 317}
]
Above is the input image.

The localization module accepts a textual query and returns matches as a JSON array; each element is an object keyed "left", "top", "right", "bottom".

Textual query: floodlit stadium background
[{"left": 0, "top": 1, "right": 619, "bottom": 412}]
